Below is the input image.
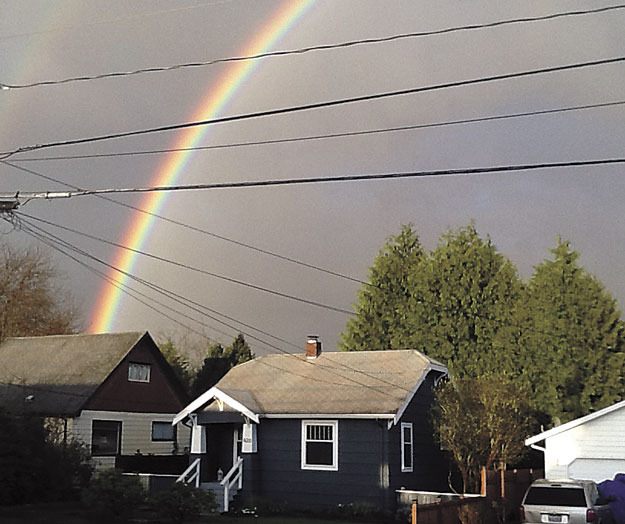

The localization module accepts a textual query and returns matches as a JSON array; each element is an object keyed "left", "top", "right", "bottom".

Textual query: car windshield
[{"left": 524, "top": 487, "right": 587, "bottom": 507}]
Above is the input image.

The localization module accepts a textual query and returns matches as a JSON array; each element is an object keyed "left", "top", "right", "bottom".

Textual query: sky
[{"left": 1, "top": 0, "right": 625, "bottom": 358}]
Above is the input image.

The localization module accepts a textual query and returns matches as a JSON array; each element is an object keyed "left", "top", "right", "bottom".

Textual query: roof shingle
[
  {"left": 205, "top": 350, "right": 446, "bottom": 416},
  {"left": 0, "top": 332, "right": 145, "bottom": 415}
]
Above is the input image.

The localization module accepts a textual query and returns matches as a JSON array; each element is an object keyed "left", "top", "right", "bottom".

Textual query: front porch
[
  {"left": 178, "top": 456, "right": 243, "bottom": 512},
  {"left": 177, "top": 411, "right": 255, "bottom": 512}
]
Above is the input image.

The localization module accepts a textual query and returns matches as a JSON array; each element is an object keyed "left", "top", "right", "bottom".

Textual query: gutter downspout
[
  {"left": 530, "top": 442, "right": 546, "bottom": 472},
  {"left": 530, "top": 443, "right": 546, "bottom": 454}
]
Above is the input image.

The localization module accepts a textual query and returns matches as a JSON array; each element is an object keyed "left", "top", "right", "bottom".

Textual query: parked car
[{"left": 520, "top": 479, "right": 613, "bottom": 523}]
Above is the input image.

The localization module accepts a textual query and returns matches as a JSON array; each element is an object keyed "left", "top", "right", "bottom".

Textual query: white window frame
[
  {"left": 301, "top": 420, "right": 338, "bottom": 471},
  {"left": 128, "top": 362, "right": 151, "bottom": 383},
  {"left": 401, "top": 422, "right": 413, "bottom": 472}
]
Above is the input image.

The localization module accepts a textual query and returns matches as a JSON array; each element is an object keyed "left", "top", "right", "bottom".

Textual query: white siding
[
  {"left": 568, "top": 458, "right": 625, "bottom": 481},
  {"left": 72, "top": 410, "right": 190, "bottom": 469},
  {"left": 544, "top": 406, "right": 625, "bottom": 482}
]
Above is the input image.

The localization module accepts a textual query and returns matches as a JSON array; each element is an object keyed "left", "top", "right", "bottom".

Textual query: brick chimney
[{"left": 306, "top": 335, "right": 322, "bottom": 359}]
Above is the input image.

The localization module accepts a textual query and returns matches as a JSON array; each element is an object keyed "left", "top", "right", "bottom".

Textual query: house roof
[
  {"left": 525, "top": 399, "right": 625, "bottom": 446},
  {"left": 0, "top": 331, "right": 146, "bottom": 416},
  {"left": 174, "top": 350, "right": 447, "bottom": 425}
]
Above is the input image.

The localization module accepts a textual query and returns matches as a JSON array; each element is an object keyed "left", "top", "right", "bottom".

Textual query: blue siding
[
  {"left": 242, "top": 418, "right": 389, "bottom": 511},
  {"left": 238, "top": 373, "right": 448, "bottom": 511},
  {"left": 388, "top": 372, "right": 448, "bottom": 493}
]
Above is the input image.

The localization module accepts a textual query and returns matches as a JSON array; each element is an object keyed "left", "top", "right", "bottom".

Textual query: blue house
[{"left": 174, "top": 337, "right": 449, "bottom": 512}]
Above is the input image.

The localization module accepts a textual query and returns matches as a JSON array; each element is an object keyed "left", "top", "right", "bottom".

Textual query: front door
[
  {"left": 204, "top": 424, "right": 238, "bottom": 481},
  {"left": 233, "top": 425, "right": 242, "bottom": 465}
]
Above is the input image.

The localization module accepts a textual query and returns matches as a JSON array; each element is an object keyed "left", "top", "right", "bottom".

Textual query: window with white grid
[
  {"left": 128, "top": 362, "right": 151, "bottom": 383},
  {"left": 401, "top": 422, "right": 413, "bottom": 472},
  {"left": 301, "top": 420, "right": 338, "bottom": 471}
]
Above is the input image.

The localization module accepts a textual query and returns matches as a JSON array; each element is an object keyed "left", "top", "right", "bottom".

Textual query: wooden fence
[
  {"left": 411, "top": 496, "right": 485, "bottom": 524},
  {"left": 485, "top": 467, "right": 544, "bottom": 521},
  {"left": 407, "top": 468, "right": 543, "bottom": 524}
]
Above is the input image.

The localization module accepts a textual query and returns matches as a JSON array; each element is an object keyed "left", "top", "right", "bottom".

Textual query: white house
[{"left": 525, "top": 400, "right": 625, "bottom": 482}]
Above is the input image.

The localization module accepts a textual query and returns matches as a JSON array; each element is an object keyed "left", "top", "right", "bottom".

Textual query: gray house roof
[
  {"left": 0, "top": 331, "right": 145, "bottom": 416},
  {"left": 174, "top": 350, "right": 447, "bottom": 425}
]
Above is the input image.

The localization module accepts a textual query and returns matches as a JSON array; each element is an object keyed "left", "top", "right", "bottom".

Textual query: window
[
  {"left": 301, "top": 420, "right": 338, "bottom": 471},
  {"left": 524, "top": 487, "right": 587, "bottom": 507},
  {"left": 401, "top": 422, "right": 413, "bottom": 472},
  {"left": 128, "top": 362, "right": 151, "bottom": 382},
  {"left": 152, "top": 421, "right": 176, "bottom": 442},
  {"left": 92, "top": 420, "right": 121, "bottom": 456}
]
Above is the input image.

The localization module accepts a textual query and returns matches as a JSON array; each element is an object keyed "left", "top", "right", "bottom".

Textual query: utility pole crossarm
[{"left": 0, "top": 192, "right": 73, "bottom": 201}]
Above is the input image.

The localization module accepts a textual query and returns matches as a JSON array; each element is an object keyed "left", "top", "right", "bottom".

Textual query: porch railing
[
  {"left": 176, "top": 457, "right": 201, "bottom": 488},
  {"left": 221, "top": 457, "right": 243, "bottom": 513}
]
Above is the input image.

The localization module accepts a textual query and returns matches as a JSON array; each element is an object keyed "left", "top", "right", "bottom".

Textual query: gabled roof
[
  {"left": 0, "top": 331, "right": 146, "bottom": 416},
  {"left": 174, "top": 350, "right": 447, "bottom": 425},
  {"left": 525, "top": 399, "right": 625, "bottom": 446}
]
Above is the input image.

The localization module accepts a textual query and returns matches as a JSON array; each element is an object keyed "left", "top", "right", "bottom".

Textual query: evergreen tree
[
  {"left": 519, "top": 240, "right": 625, "bottom": 422},
  {"left": 224, "top": 333, "right": 253, "bottom": 367},
  {"left": 158, "top": 338, "right": 192, "bottom": 394},
  {"left": 416, "top": 224, "right": 523, "bottom": 377},
  {"left": 339, "top": 225, "right": 427, "bottom": 351},
  {"left": 191, "top": 334, "right": 254, "bottom": 397}
]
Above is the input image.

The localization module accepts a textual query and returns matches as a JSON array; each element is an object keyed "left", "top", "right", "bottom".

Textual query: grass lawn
[{"left": 0, "top": 503, "right": 382, "bottom": 524}]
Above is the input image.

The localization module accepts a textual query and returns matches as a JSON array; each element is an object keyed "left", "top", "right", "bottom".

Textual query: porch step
[{"left": 201, "top": 482, "right": 237, "bottom": 513}]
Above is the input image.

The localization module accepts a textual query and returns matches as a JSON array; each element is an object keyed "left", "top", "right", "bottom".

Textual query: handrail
[
  {"left": 177, "top": 457, "right": 201, "bottom": 488},
  {"left": 220, "top": 457, "right": 243, "bottom": 512},
  {"left": 220, "top": 457, "right": 243, "bottom": 486}
]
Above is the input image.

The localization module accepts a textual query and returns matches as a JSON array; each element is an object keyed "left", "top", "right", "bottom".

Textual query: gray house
[{"left": 174, "top": 337, "right": 449, "bottom": 512}]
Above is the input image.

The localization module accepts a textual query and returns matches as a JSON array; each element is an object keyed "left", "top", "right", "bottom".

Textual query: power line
[
  {"left": 17, "top": 217, "right": 395, "bottom": 398},
  {"left": 10, "top": 175, "right": 409, "bottom": 388},
  {"left": 19, "top": 215, "right": 589, "bottom": 349},
  {"left": 10, "top": 217, "right": 411, "bottom": 395},
  {"left": 15, "top": 216, "right": 303, "bottom": 354},
  {"left": 7, "top": 217, "right": 573, "bottom": 397},
  {"left": 14, "top": 211, "right": 354, "bottom": 315},
  {"left": 12, "top": 215, "right": 431, "bottom": 395},
  {"left": 14, "top": 218, "right": 234, "bottom": 342},
  {"left": 16, "top": 216, "right": 305, "bottom": 350},
  {"left": 5, "top": 216, "right": 605, "bottom": 399},
  {"left": 2, "top": 4, "right": 624, "bottom": 89},
  {"left": 8, "top": 97, "right": 623, "bottom": 288},
  {"left": 12, "top": 99, "right": 625, "bottom": 162},
  {"left": 16, "top": 211, "right": 355, "bottom": 316},
  {"left": 1, "top": 160, "right": 366, "bottom": 286},
  {"left": 3, "top": 54, "right": 625, "bottom": 159},
  {"left": 6, "top": 158, "right": 625, "bottom": 201}
]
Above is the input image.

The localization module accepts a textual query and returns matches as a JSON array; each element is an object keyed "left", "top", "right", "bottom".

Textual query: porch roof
[{"left": 175, "top": 350, "right": 446, "bottom": 424}]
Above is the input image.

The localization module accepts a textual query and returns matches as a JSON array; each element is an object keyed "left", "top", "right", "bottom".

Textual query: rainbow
[{"left": 88, "top": 0, "right": 315, "bottom": 333}]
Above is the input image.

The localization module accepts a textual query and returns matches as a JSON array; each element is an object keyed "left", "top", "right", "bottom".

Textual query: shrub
[
  {"left": 0, "top": 410, "right": 93, "bottom": 505},
  {"left": 150, "top": 482, "right": 217, "bottom": 523},
  {"left": 43, "top": 439, "right": 93, "bottom": 501},
  {"left": 336, "top": 501, "right": 389, "bottom": 521},
  {"left": 82, "top": 469, "right": 145, "bottom": 518}
]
